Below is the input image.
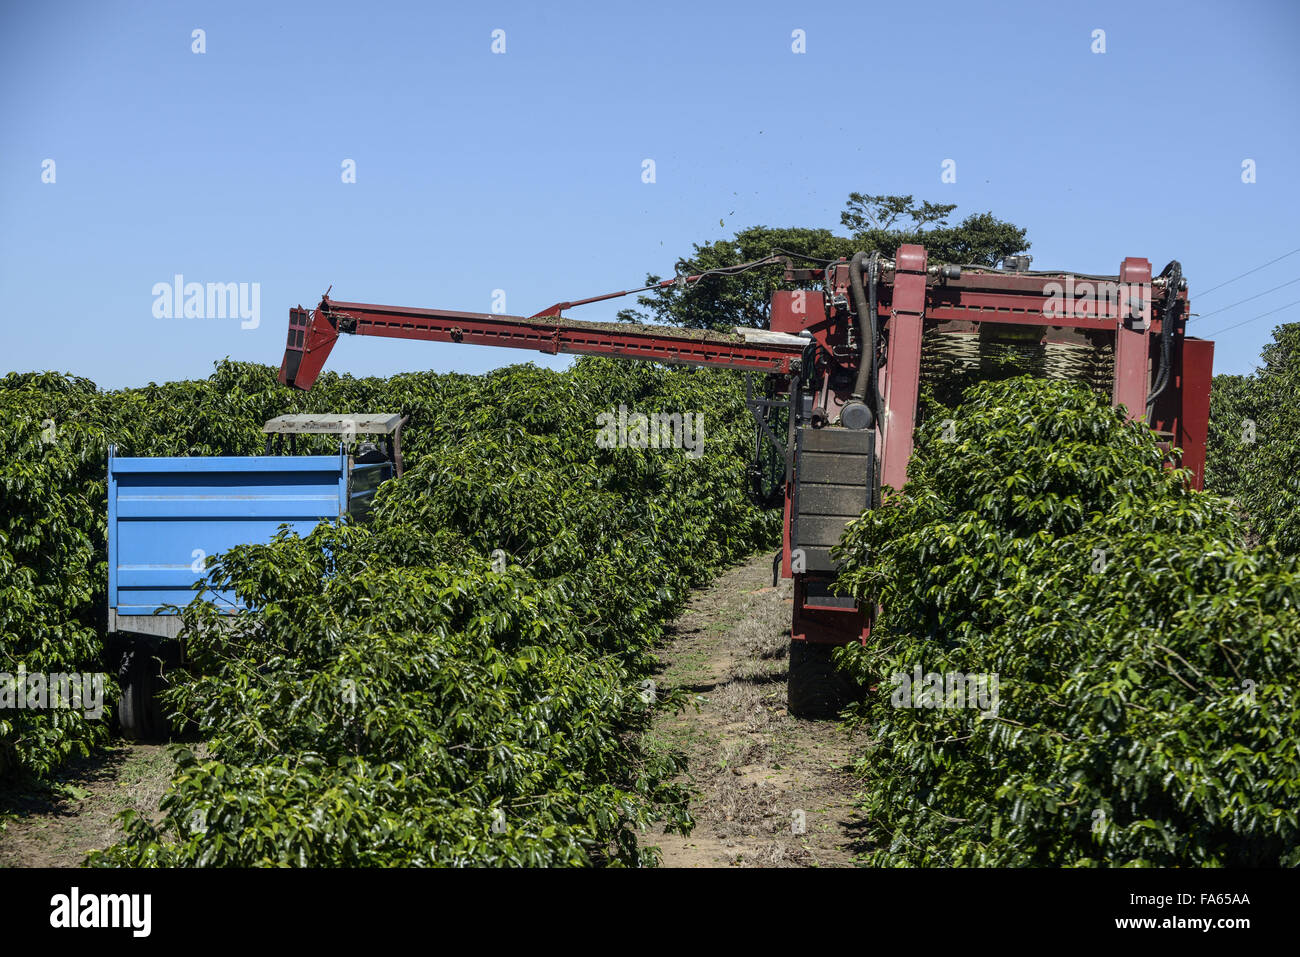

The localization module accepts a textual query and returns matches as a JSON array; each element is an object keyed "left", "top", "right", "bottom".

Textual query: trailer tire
[
  {"left": 117, "top": 642, "right": 169, "bottom": 742},
  {"left": 787, "top": 640, "right": 855, "bottom": 719}
]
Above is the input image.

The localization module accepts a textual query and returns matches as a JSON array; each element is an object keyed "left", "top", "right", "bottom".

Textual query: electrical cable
[
  {"left": 1196, "top": 247, "right": 1300, "bottom": 298},
  {"left": 769, "top": 247, "right": 839, "bottom": 266},
  {"left": 1203, "top": 298, "right": 1300, "bottom": 337},
  {"left": 1191, "top": 276, "right": 1300, "bottom": 321}
]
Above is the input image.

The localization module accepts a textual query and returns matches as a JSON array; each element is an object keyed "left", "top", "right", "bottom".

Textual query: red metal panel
[
  {"left": 1112, "top": 257, "right": 1153, "bottom": 420},
  {"left": 791, "top": 579, "right": 870, "bottom": 645},
  {"left": 339, "top": 302, "right": 802, "bottom": 371},
  {"left": 912, "top": 270, "right": 1165, "bottom": 332},
  {"left": 880, "top": 245, "right": 928, "bottom": 491},
  {"left": 772, "top": 290, "right": 841, "bottom": 354},
  {"left": 1178, "top": 337, "right": 1214, "bottom": 491},
  {"left": 279, "top": 306, "right": 340, "bottom": 389},
  {"left": 925, "top": 304, "right": 1119, "bottom": 330},
  {"left": 771, "top": 290, "right": 825, "bottom": 333}
]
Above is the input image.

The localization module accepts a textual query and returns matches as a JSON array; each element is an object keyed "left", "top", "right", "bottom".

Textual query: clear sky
[{"left": 2, "top": 0, "right": 1297, "bottom": 389}]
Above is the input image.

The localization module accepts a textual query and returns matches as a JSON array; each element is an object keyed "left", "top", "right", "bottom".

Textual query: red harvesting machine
[{"left": 279, "top": 244, "right": 1214, "bottom": 715}]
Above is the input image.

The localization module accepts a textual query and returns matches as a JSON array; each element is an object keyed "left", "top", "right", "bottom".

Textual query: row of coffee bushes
[
  {"left": 4, "top": 358, "right": 777, "bottom": 865},
  {"left": 832, "top": 377, "right": 1300, "bottom": 866}
]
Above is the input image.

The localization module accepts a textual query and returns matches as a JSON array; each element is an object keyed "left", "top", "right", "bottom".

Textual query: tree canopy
[{"left": 619, "top": 194, "right": 1030, "bottom": 331}]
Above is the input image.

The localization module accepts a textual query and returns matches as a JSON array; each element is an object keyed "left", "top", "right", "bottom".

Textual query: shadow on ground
[{"left": 645, "top": 553, "right": 875, "bottom": 867}]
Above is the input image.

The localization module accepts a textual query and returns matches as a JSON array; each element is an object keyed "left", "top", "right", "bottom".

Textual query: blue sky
[{"left": 2, "top": 0, "right": 1297, "bottom": 388}]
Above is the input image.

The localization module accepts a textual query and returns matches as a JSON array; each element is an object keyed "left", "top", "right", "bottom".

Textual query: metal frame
[
  {"left": 262, "top": 412, "right": 409, "bottom": 476},
  {"left": 279, "top": 242, "right": 1215, "bottom": 650},
  {"left": 279, "top": 300, "right": 806, "bottom": 392}
]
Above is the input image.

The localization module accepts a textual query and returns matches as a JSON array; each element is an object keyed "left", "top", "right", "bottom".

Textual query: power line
[
  {"left": 1203, "top": 297, "right": 1300, "bottom": 337},
  {"left": 1196, "top": 247, "right": 1300, "bottom": 298},
  {"left": 1193, "top": 275, "right": 1300, "bottom": 321}
]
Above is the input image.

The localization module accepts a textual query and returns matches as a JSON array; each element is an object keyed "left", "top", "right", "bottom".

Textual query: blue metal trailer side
[
  {"left": 105, "top": 416, "right": 403, "bottom": 740},
  {"left": 106, "top": 447, "right": 374, "bottom": 636}
]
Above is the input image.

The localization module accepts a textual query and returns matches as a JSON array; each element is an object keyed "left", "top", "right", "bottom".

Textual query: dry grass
[
  {"left": 646, "top": 555, "right": 870, "bottom": 868},
  {"left": 0, "top": 743, "right": 190, "bottom": 868}
]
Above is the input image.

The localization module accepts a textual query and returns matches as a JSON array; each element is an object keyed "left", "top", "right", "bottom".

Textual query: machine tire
[{"left": 787, "top": 640, "right": 856, "bottom": 719}]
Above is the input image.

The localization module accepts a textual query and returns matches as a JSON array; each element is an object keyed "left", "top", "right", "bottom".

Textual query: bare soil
[
  {"left": 0, "top": 743, "right": 180, "bottom": 867},
  {"left": 644, "top": 553, "right": 871, "bottom": 867}
]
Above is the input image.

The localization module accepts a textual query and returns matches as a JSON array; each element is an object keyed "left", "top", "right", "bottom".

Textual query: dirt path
[
  {"left": 0, "top": 743, "right": 177, "bottom": 867},
  {"left": 645, "top": 554, "right": 871, "bottom": 867}
]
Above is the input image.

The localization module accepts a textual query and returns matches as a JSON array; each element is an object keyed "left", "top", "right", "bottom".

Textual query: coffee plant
[
  {"left": 1205, "top": 322, "right": 1300, "bottom": 555},
  {"left": 2, "top": 358, "right": 777, "bottom": 865},
  {"left": 1, "top": 374, "right": 116, "bottom": 778},
  {"left": 833, "top": 377, "right": 1300, "bottom": 866}
]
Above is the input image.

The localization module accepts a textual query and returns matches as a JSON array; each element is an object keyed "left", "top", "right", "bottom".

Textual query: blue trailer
[{"left": 107, "top": 413, "right": 406, "bottom": 738}]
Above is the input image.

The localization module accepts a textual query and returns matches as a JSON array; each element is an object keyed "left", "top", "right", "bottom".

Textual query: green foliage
[
  {"left": 106, "top": 528, "right": 688, "bottom": 866},
  {"left": 0, "top": 374, "right": 116, "bottom": 777},
  {"left": 839, "top": 193, "right": 1029, "bottom": 267},
  {"left": 2, "top": 356, "right": 777, "bottom": 864},
  {"left": 833, "top": 377, "right": 1300, "bottom": 866},
  {"left": 623, "top": 225, "right": 852, "bottom": 332},
  {"left": 1205, "top": 323, "right": 1300, "bottom": 552},
  {"left": 1204, "top": 372, "right": 1255, "bottom": 503},
  {"left": 624, "top": 194, "right": 1029, "bottom": 331}
]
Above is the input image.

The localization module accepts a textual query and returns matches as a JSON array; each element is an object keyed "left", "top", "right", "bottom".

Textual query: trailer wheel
[
  {"left": 787, "top": 640, "right": 856, "bottom": 719},
  {"left": 117, "top": 642, "right": 169, "bottom": 742}
]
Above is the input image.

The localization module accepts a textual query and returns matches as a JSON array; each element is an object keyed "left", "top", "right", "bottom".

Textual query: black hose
[
  {"left": 1146, "top": 261, "right": 1182, "bottom": 414},
  {"left": 868, "top": 252, "right": 882, "bottom": 413},
  {"left": 848, "top": 251, "right": 874, "bottom": 405}
]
